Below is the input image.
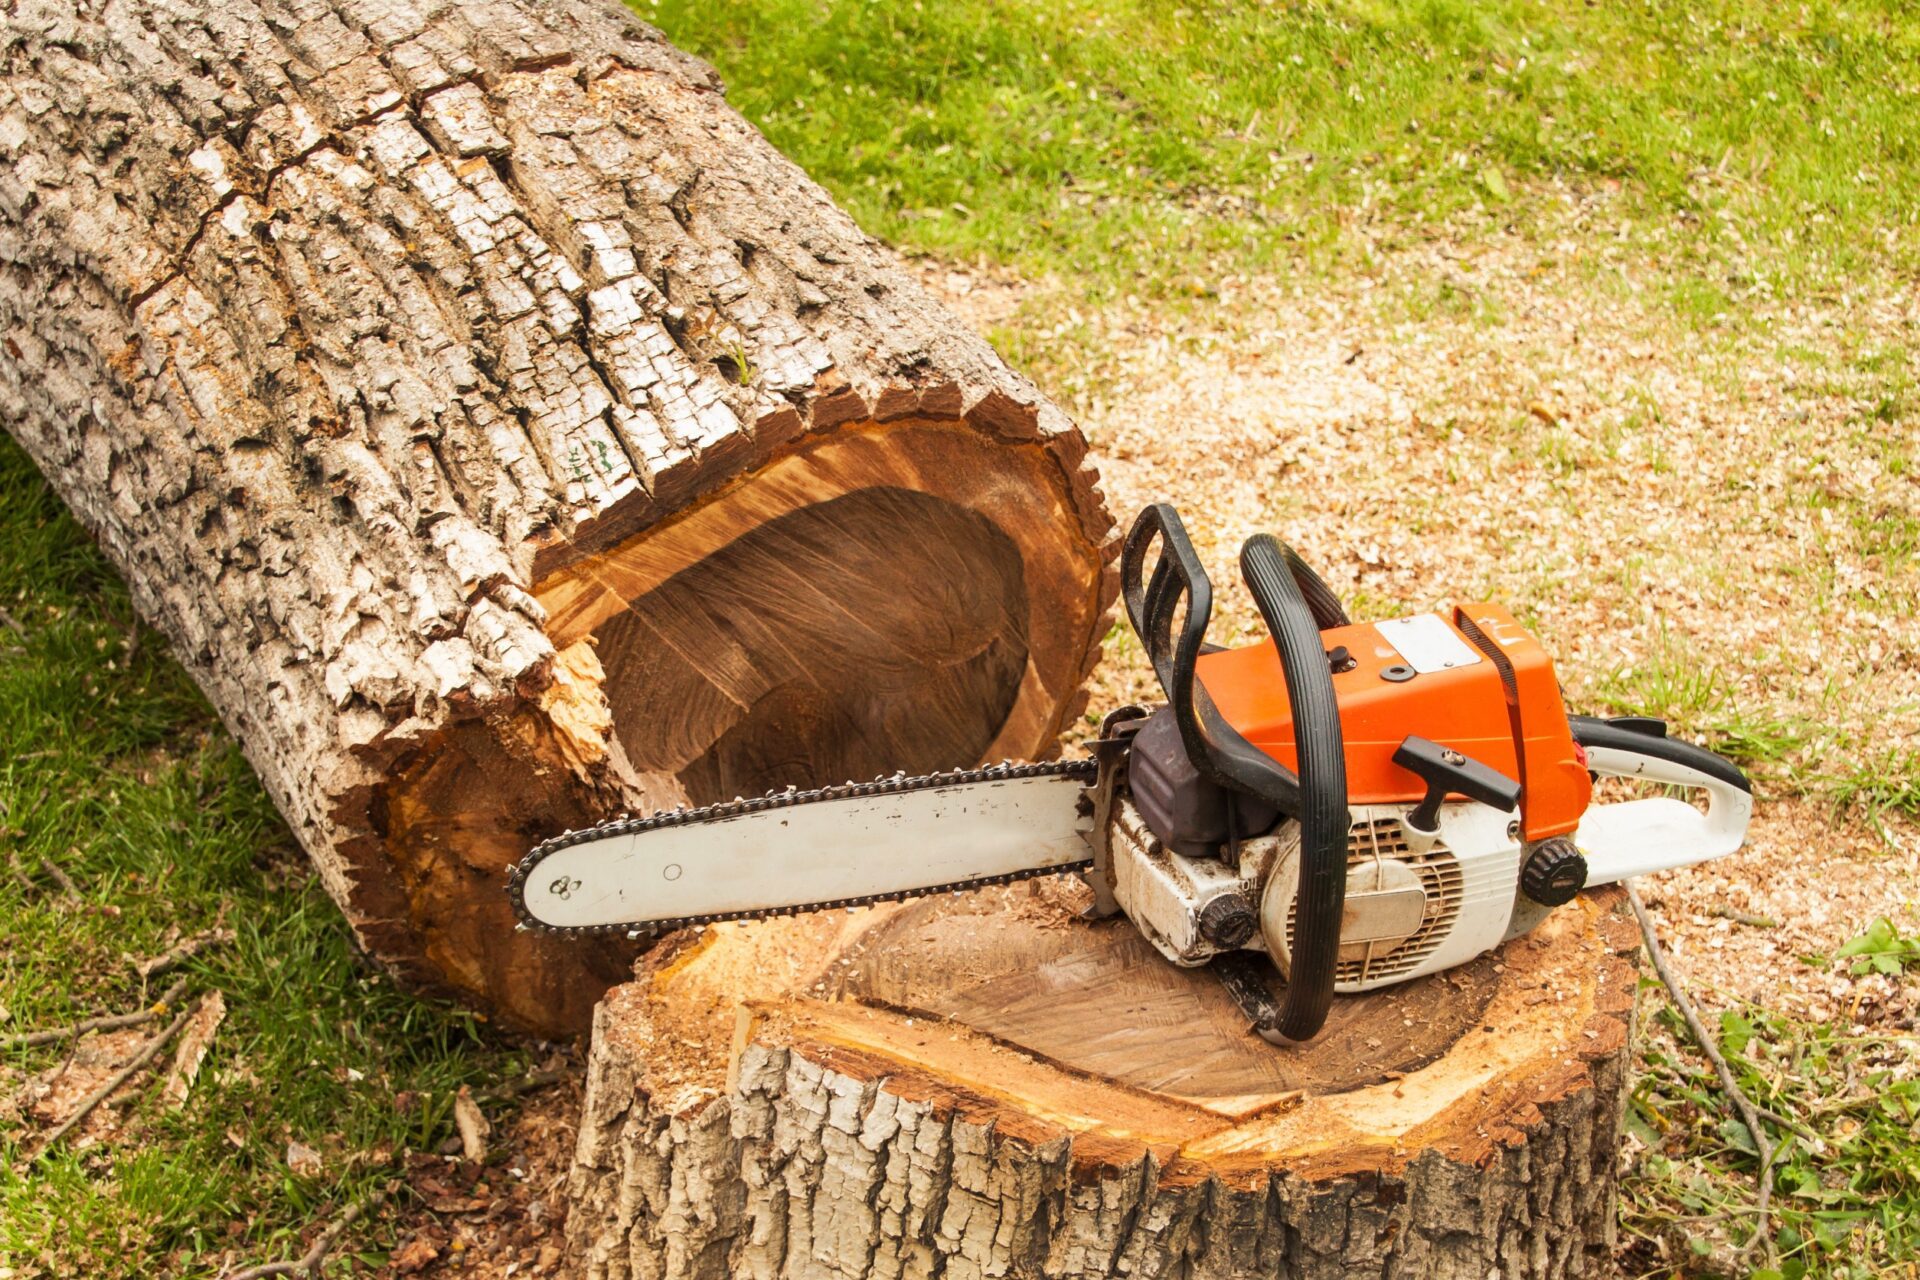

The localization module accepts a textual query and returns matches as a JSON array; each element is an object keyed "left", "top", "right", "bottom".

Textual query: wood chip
[
  {"left": 287, "top": 1139, "right": 323, "bottom": 1177},
  {"left": 392, "top": 1236, "right": 441, "bottom": 1274},
  {"left": 454, "top": 1085, "right": 491, "bottom": 1162}
]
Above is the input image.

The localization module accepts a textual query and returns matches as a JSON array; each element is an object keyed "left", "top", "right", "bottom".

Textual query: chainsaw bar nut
[{"left": 1520, "top": 837, "right": 1589, "bottom": 907}]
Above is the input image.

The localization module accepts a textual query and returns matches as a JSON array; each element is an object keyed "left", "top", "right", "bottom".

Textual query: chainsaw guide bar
[{"left": 507, "top": 758, "right": 1099, "bottom": 938}]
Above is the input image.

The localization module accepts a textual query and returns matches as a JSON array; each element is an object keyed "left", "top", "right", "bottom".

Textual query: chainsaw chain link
[{"left": 506, "top": 758, "right": 1099, "bottom": 939}]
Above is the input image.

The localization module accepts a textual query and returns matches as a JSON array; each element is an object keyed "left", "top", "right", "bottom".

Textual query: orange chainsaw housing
[{"left": 1195, "top": 603, "right": 1592, "bottom": 840}]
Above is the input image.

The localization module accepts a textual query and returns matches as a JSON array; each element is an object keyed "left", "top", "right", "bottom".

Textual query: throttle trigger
[{"left": 1392, "top": 735, "right": 1522, "bottom": 846}]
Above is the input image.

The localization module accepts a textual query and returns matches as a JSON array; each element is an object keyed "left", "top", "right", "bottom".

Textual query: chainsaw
[{"left": 510, "top": 504, "right": 1752, "bottom": 1044}]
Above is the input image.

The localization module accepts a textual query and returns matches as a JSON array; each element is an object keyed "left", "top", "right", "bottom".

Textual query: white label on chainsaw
[{"left": 1374, "top": 614, "right": 1483, "bottom": 674}]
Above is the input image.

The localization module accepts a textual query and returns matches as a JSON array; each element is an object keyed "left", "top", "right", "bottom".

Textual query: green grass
[
  {"left": 1625, "top": 940, "right": 1920, "bottom": 1277},
  {"left": 6, "top": 4, "right": 1919, "bottom": 1273},
  {"left": 1592, "top": 627, "right": 1815, "bottom": 771},
  {"left": 648, "top": 0, "right": 1920, "bottom": 300},
  {"left": 0, "top": 438, "right": 528, "bottom": 1278}
]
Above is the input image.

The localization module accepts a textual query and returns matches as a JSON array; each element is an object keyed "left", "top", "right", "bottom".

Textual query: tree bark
[
  {"left": 0, "top": 0, "right": 1114, "bottom": 1035},
  {"left": 568, "top": 885, "right": 1640, "bottom": 1279}
]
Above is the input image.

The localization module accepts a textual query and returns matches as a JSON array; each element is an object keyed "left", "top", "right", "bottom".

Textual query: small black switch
[{"left": 1326, "top": 645, "right": 1357, "bottom": 674}]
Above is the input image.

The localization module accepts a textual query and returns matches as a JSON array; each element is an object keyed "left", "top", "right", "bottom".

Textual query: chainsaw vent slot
[{"left": 1286, "top": 818, "right": 1464, "bottom": 986}]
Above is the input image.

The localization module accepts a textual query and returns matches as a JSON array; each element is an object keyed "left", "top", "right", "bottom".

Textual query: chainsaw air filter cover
[{"left": 1126, "top": 707, "right": 1278, "bottom": 858}]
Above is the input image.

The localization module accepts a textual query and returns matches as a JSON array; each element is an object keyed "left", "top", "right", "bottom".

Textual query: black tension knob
[
  {"left": 1521, "top": 837, "right": 1588, "bottom": 906},
  {"left": 1198, "top": 894, "right": 1260, "bottom": 949}
]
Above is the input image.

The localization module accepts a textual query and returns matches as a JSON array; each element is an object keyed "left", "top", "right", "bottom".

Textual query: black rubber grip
[
  {"left": 1567, "top": 715, "right": 1752, "bottom": 794},
  {"left": 1281, "top": 546, "right": 1351, "bottom": 631},
  {"left": 1122, "top": 506, "right": 1349, "bottom": 1042},
  {"left": 1240, "top": 534, "right": 1347, "bottom": 1044}
]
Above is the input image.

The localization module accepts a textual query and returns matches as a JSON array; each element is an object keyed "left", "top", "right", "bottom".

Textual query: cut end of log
[
  {"left": 569, "top": 885, "right": 1639, "bottom": 1278},
  {"left": 378, "top": 408, "right": 1112, "bottom": 1035}
]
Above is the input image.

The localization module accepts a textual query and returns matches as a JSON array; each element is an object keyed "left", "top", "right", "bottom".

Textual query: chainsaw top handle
[{"left": 1120, "top": 504, "right": 1348, "bottom": 1044}]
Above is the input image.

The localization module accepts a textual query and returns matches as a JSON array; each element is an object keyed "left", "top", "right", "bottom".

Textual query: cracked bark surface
[
  {"left": 0, "top": 0, "right": 1114, "bottom": 1034},
  {"left": 570, "top": 885, "right": 1639, "bottom": 1279}
]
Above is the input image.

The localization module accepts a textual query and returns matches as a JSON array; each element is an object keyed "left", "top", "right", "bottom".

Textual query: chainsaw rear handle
[
  {"left": 1568, "top": 716, "right": 1753, "bottom": 883},
  {"left": 1120, "top": 505, "right": 1348, "bottom": 1044}
]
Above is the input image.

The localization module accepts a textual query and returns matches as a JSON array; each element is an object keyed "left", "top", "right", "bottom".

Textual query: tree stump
[
  {"left": 0, "top": 0, "right": 1113, "bottom": 1034},
  {"left": 569, "top": 883, "right": 1640, "bottom": 1279}
]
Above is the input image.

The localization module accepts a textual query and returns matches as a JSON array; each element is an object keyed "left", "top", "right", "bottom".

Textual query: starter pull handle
[{"left": 1391, "top": 736, "right": 1522, "bottom": 836}]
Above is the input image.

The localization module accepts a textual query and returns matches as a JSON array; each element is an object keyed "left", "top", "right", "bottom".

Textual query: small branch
[
  {"left": 0, "top": 977, "right": 190, "bottom": 1051},
  {"left": 38, "top": 857, "right": 81, "bottom": 901},
  {"left": 0, "top": 604, "right": 25, "bottom": 637},
  {"left": 480, "top": 1065, "right": 569, "bottom": 1103},
  {"left": 222, "top": 1188, "right": 390, "bottom": 1280},
  {"left": 35, "top": 995, "right": 202, "bottom": 1154},
  {"left": 1626, "top": 882, "right": 1777, "bottom": 1262},
  {"left": 135, "top": 926, "right": 235, "bottom": 979},
  {"left": 1707, "top": 906, "right": 1777, "bottom": 929}
]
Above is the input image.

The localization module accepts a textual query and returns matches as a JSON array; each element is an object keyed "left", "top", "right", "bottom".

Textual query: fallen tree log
[
  {"left": 569, "top": 884, "right": 1640, "bottom": 1279},
  {"left": 0, "top": 0, "right": 1113, "bottom": 1035}
]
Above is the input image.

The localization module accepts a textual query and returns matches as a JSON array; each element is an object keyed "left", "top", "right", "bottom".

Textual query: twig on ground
[
  {"left": 35, "top": 994, "right": 202, "bottom": 1154},
  {"left": 1707, "top": 906, "right": 1778, "bottom": 929},
  {"left": 135, "top": 926, "right": 235, "bottom": 980},
  {"left": 0, "top": 604, "right": 25, "bottom": 637},
  {"left": 1754, "top": 1104, "right": 1817, "bottom": 1140},
  {"left": 481, "top": 1066, "right": 569, "bottom": 1102},
  {"left": 222, "top": 1188, "right": 391, "bottom": 1280},
  {"left": 1626, "top": 882, "right": 1778, "bottom": 1262},
  {"left": 0, "top": 977, "right": 190, "bottom": 1051},
  {"left": 38, "top": 857, "right": 80, "bottom": 901}
]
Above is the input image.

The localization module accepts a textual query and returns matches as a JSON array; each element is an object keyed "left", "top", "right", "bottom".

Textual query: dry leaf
[
  {"left": 160, "top": 991, "right": 226, "bottom": 1108},
  {"left": 392, "top": 1236, "right": 440, "bottom": 1274},
  {"left": 286, "top": 1139, "right": 323, "bottom": 1177}
]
